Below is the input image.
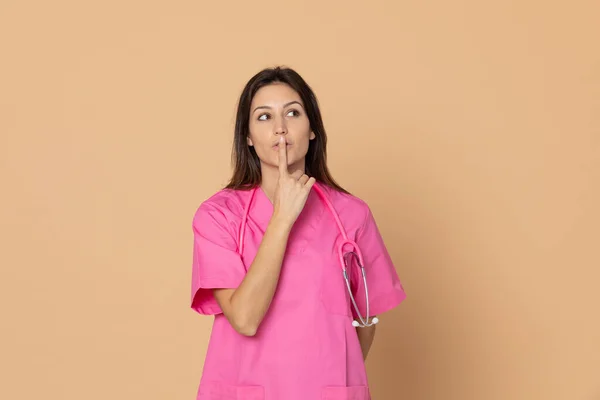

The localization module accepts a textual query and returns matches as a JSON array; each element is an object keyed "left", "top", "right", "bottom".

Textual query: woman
[{"left": 190, "top": 66, "right": 406, "bottom": 400}]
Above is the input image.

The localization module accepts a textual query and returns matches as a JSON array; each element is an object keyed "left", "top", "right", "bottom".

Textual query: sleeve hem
[
  {"left": 368, "top": 288, "right": 407, "bottom": 317},
  {"left": 190, "top": 276, "right": 245, "bottom": 316}
]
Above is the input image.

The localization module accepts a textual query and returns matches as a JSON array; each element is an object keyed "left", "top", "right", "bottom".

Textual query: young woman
[{"left": 190, "top": 66, "right": 406, "bottom": 400}]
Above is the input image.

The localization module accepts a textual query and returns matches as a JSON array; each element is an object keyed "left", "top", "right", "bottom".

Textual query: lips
[
  {"left": 272, "top": 139, "right": 292, "bottom": 149},
  {"left": 273, "top": 143, "right": 292, "bottom": 150},
  {"left": 272, "top": 139, "right": 291, "bottom": 147}
]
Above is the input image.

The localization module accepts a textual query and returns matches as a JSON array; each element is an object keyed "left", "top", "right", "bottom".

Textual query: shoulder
[
  {"left": 316, "top": 183, "right": 372, "bottom": 228},
  {"left": 192, "top": 188, "right": 250, "bottom": 231},
  {"left": 318, "top": 182, "right": 369, "bottom": 211}
]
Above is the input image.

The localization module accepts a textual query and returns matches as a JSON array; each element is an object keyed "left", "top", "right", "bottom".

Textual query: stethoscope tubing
[{"left": 237, "top": 182, "right": 377, "bottom": 328}]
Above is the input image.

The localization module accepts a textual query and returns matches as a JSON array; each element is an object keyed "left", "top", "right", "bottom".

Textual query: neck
[{"left": 259, "top": 159, "right": 306, "bottom": 203}]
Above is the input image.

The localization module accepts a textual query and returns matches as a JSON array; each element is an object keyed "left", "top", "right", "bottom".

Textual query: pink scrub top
[{"left": 190, "top": 182, "right": 406, "bottom": 400}]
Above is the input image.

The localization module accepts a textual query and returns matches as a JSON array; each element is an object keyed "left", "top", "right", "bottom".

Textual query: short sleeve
[
  {"left": 190, "top": 203, "right": 247, "bottom": 315},
  {"left": 350, "top": 203, "right": 406, "bottom": 319}
]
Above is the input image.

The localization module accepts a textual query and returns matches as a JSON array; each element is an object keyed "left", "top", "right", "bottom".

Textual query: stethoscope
[{"left": 237, "top": 182, "right": 379, "bottom": 328}]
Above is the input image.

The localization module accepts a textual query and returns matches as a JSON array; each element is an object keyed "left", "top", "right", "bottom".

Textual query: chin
[{"left": 272, "top": 153, "right": 296, "bottom": 165}]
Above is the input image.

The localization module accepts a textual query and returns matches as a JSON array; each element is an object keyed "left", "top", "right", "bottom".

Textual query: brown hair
[{"left": 224, "top": 66, "right": 348, "bottom": 194}]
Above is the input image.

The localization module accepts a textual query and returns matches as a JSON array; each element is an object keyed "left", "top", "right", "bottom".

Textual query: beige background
[{"left": 1, "top": 1, "right": 599, "bottom": 399}]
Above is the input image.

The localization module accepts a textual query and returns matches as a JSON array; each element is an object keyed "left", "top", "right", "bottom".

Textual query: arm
[
  {"left": 213, "top": 216, "right": 291, "bottom": 336},
  {"left": 356, "top": 319, "right": 377, "bottom": 360},
  {"left": 212, "top": 136, "right": 316, "bottom": 337}
]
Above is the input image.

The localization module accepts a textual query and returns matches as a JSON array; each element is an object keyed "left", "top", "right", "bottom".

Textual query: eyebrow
[{"left": 252, "top": 100, "right": 304, "bottom": 114}]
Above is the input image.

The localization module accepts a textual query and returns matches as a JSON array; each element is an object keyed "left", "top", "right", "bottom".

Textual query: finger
[
  {"left": 278, "top": 136, "right": 288, "bottom": 176},
  {"left": 304, "top": 177, "right": 316, "bottom": 189},
  {"left": 298, "top": 174, "right": 310, "bottom": 185}
]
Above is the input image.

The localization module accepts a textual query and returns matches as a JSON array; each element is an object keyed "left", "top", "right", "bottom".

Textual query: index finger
[{"left": 278, "top": 136, "right": 288, "bottom": 176}]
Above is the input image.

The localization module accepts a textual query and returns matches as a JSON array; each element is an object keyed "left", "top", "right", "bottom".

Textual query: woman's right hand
[{"left": 272, "top": 136, "right": 316, "bottom": 227}]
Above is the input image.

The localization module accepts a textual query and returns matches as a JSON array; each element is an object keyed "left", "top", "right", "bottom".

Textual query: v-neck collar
[
  {"left": 256, "top": 185, "right": 274, "bottom": 207},
  {"left": 249, "top": 182, "right": 323, "bottom": 224},
  {"left": 242, "top": 182, "right": 328, "bottom": 255}
]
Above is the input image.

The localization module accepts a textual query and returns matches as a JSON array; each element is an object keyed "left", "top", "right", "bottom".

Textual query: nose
[{"left": 274, "top": 116, "right": 287, "bottom": 136}]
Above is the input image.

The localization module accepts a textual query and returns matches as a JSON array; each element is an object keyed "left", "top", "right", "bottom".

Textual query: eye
[
  {"left": 257, "top": 113, "right": 270, "bottom": 121},
  {"left": 286, "top": 109, "right": 300, "bottom": 117}
]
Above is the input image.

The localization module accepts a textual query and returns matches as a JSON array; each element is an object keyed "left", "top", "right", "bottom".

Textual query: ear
[
  {"left": 310, "top": 131, "right": 316, "bottom": 140},
  {"left": 247, "top": 136, "right": 254, "bottom": 146}
]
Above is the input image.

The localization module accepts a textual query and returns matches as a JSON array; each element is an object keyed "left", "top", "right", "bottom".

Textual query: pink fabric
[{"left": 190, "top": 182, "right": 406, "bottom": 400}]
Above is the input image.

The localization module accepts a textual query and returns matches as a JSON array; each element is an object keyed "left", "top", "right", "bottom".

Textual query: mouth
[{"left": 272, "top": 141, "right": 292, "bottom": 149}]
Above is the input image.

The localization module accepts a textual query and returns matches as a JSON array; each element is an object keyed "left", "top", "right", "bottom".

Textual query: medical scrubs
[{"left": 190, "top": 182, "right": 406, "bottom": 400}]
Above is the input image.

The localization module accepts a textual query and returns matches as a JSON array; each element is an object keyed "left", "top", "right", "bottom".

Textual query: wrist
[{"left": 268, "top": 214, "right": 294, "bottom": 234}]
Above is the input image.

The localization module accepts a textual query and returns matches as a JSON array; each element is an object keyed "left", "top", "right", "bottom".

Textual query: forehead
[{"left": 251, "top": 82, "right": 303, "bottom": 107}]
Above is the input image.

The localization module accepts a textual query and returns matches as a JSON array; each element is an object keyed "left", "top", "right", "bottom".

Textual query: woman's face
[{"left": 247, "top": 82, "right": 315, "bottom": 172}]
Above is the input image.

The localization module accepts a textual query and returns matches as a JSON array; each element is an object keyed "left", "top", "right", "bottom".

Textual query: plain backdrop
[{"left": 1, "top": 1, "right": 599, "bottom": 399}]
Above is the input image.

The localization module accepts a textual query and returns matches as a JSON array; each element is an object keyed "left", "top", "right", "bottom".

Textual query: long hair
[{"left": 224, "top": 66, "right": 349, "bottom": 194}]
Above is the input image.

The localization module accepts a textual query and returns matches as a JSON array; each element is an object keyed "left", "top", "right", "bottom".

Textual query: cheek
[
  {"left": 248, "top": 127, "right": 270, "bottom": 151},
  {"left": 286, "top": 139, "right": 310, "bottom": 162},
  {"left": 253, "top": 143, "right": 272, "bottom": 160}
]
